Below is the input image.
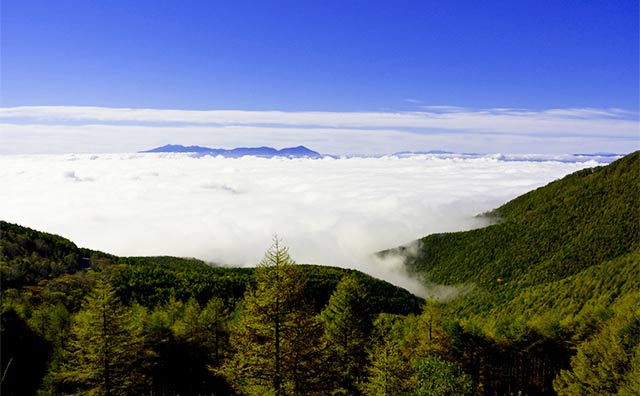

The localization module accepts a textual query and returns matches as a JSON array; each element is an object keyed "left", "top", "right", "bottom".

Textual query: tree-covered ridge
[
  {"left": 0, "top": 231, "right": 422, "bottom": 396},
  {"left": 484, "top": 249, "right": 639, "bottom": 335},
  {"left": 0, "top": 221, "right": 83, "bottom": 288},
  {"left": 0, "top": 221, "right": 421, "bottom": 315},
  {"left": 113, "top": 258, "right": 422, "bottom": 315},
  {"left": 403, "top": 151, "right": 639, "bottom": 305},
  {"left": 368, "top": 152, "right": 639, "bottom": 394}
]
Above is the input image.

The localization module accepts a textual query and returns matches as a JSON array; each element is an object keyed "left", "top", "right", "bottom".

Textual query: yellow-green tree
[
  {"left": 321, "top": 273, "right": 373, "bottom": 395},
  {"left": 554, "top": 294, "right": 640, "bottom": 395},
  {"left": 51, "top": 279, "right": 149, "bottom": 396},
  {"left": 362, "top": 301, "right": 457, "bottom": 396},
  {"left": 413, "top": 354, "right": 474, "bottom": 396},
  {"left": 362, "top": 334, "right": 415, "bottom": 396},
  {"left": 200, "top": 296, "right": 231, "bottom": 364},
  {"left": 219, "top": 239, "right": 326, "bottom": 395}
]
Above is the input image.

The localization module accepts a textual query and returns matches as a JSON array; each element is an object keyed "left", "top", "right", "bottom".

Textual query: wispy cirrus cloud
[{"left": 0, "top": 105, "right": 637, "bottom": 155}]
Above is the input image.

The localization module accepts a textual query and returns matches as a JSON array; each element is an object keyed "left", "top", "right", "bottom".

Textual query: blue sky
[{"left": 0, "top": 0, "right": 638, "bottom": 154}]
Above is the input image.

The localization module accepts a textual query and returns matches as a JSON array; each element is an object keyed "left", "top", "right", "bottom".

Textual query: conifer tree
[
  {"left": 219, "top": 239, "right": 326, "bottom": 396},
  {"left": 362, "top": 336, "right": 415, "bottom": 396},
  {"left": 200, "top": 296, "right": 231, "bottom": 364},
  {"left": 554, "top": 294, "right": 640, "bottom": 395},
  {"left": 51, "top": 279, "right": 149, "bottom": 396},
  {"left": 408, "top": 299, "right": 450, "bottom": 358},
  {"left": 147, "top": 296, "right": 229, "bottom": 396},
  {"left": 413, "top": 355, "right": 474, "bottom": 396},
  {"left": 321, "top": 273, "right": 373, "bottom": 395}
]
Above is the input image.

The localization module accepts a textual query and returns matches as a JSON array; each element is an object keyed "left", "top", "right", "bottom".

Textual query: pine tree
[
  {"left": 413, "top": 354, "right": 474, "bottom": 396},
  {"left": 362, "top": 336, "right": 415, "bottom": 396},
  {"left": 51, "top": 279, "right": 149, "bottom": 396},
  {"left": 200, "top": 296, "right": 231, "bottom": 365},
  {"left": 219, "top": 239, "right": 326, "bottom": 396},
  {"left": 147, "top": 296, "right": 229, "bottom": 396},
  {"left": 404, "top": 299, "right": 449, "bottom": 358},
  {"left": 321, "top": 273, "right": 373, "bottom": 395}
]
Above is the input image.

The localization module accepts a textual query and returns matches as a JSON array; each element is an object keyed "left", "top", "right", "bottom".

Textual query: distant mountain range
[
  {"left": 142, "top": 145, "right": 626, "bottom": 163},
  {"left": 392, "top": 150, "right": 455, "bottom": 156},
  {"left": 141, "top": 144, "right": 322, "bottom": 158},
  {"left": 392, "top": 151, "right": 624, "bottom": 163}
]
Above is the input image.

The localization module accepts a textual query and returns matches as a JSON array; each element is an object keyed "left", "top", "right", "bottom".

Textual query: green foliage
[
  {"left": 2, "top": 152, "right": 638, "bottom": 396},
  {"left": 141, "top": 296, "right": 232, "bottom": 395},
  {"left": 111, "top": 257, "right": 422, "bottom": 315},
  {"left": 362, "top": 315, "right": 416, "bottom": 396},
  {"left": 483, "top": 249, "right": 640, "bottom": 338},
  {"left": 384, "top": 152, "right": 640, "bottom": 394},
  {"left": 444, "top": 317, "right": 571, "bottom": 395},
  {"left": 51, "top": 279, "right": 150, "bottom": 396},
  {"left": 554, "top": 293, "right": 640, "bottom": 395},
  {"left": 0, "top": 221, "right": 82, "bottom": 288},
  {"left": 403, "top": 152, "right": 639, "bottom": 313},
  {"left": 111, "top": 256, "right": 254, "bottom": 307},
  {"left": 220, "top": 240, "right": 327, "bottom": 396},
  {"left": 300, "top": 264, "right": 422, "bottom": 315},
  {"left": 0, "top": 221, "right": 422, "bottom": 396},
  {"left": 321, "top": 274, "right": 374, "bottom": 395},
  {"left": 362, "top": 336, "right": 415, "bottom": 396},
  {"left": 364, "top": 306, "right": 477, "bottom": 395},
  {"left": 413, "top": 355, "right": 474, "bottom": 396}
]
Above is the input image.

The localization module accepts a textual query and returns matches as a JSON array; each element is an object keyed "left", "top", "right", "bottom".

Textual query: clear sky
[{"left": 0, "top": 0, "right": 638, "bottom": 154}]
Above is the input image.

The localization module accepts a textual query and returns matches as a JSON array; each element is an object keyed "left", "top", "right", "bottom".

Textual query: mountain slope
[
  {"left": 382, "top": 152, "right": 639, "bottom": 395},
  {"left": 0, "top": 221, "right": 421, "bottom": 315},
  {"left": 0, "top": 221, "right": 85, "bottom": 288},
  {"left": 399, "top": 151, "right": 639, "bottom": 311}
]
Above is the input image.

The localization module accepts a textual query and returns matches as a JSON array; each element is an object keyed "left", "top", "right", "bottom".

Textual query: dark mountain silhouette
[{"left": 142, "top": 144, "right": 322, "bottom": 158}]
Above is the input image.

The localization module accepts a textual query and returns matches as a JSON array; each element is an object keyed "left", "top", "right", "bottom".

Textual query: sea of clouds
[{"left": 0, "top": 153, "right": 604, "bottom": 296}]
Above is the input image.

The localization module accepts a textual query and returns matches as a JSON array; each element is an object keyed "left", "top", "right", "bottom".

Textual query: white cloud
[
  {"left": 1, "top": 121, "right": 637, "bottom": 156},
  {"left": 0, "top": 106, "right": 636, "bottom": 136},
  {"left": 1, "top": 105, "right": 637, "bottom": 155},
  {"left": 0, "top": 153, "right": 601, "bottom": 295}
]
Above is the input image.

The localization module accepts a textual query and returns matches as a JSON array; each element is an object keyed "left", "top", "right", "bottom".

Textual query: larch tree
[
  {"left": 554, "top": 294, "right": 640, "bottom": 395},
  {"left": 320, "top": 273, "right": 374, "bottom": 395},
  {"left": 51, "top": 278, "right": 149, "bottom": 396},
  {"left": 219, "top": 239, "right": 326, "bottom": 396},
  {"left": 362, "top": 335, "right": 415, "bottom": 396},
  {"left": 413, "top": 354, "right": 474, "bottom": 396},
  {"left": 200, "top": 296, "right": 231, "bottom": 365}
]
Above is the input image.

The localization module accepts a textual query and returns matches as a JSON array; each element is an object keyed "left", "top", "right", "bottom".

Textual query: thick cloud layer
[{"left": 0, "top": 154, "right": 599, "bottom": 295}]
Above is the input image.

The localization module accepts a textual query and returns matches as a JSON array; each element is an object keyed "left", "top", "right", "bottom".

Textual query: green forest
[{"left": 1, "top": 151, "right": 639, "bottom": 396}]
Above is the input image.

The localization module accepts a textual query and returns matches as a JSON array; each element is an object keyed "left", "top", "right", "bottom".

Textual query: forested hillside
[
  {"left": 392, "top": 151, "right": 640, "bottom": 395},
  {"left": 403, "top": 151, "right": 638, "bottom": 298},
  {"left": 0, "top": 222, "right": 421, "bottom": 396},
  {"left": 1, "top": 152, "right": 638, "bottom": 396}
]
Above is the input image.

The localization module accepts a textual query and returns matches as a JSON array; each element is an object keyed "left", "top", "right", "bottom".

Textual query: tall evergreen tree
[
  {"left": 200, "top": 296, "right": 231, "bottom": 365},
  {"left": 363, "top": 303, "right": 454, "bottom": 396},
  {"left": 144, "top": 296, "right": 230, "bottom": 396},
  {"left": 321, "top": 273, "right": 374, "bottom": 395},
  {"left": 362, "top": 336, "right": 415, "bottom": 396},
  {"left": 51, "top": 279, "right": 149, "bottom": 396},
  {"left": 219, "top": 239, "right": 326, "bottom": 396}
]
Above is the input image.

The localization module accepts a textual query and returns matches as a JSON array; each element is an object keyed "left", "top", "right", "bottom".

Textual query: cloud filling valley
[{"left": 0, "top": 153, "right": 600, "bottom": 296}]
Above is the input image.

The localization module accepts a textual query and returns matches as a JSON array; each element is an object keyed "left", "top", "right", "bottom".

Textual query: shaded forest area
[{"left": 2, "top": 152, "right": 639, "bottom": 395}]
